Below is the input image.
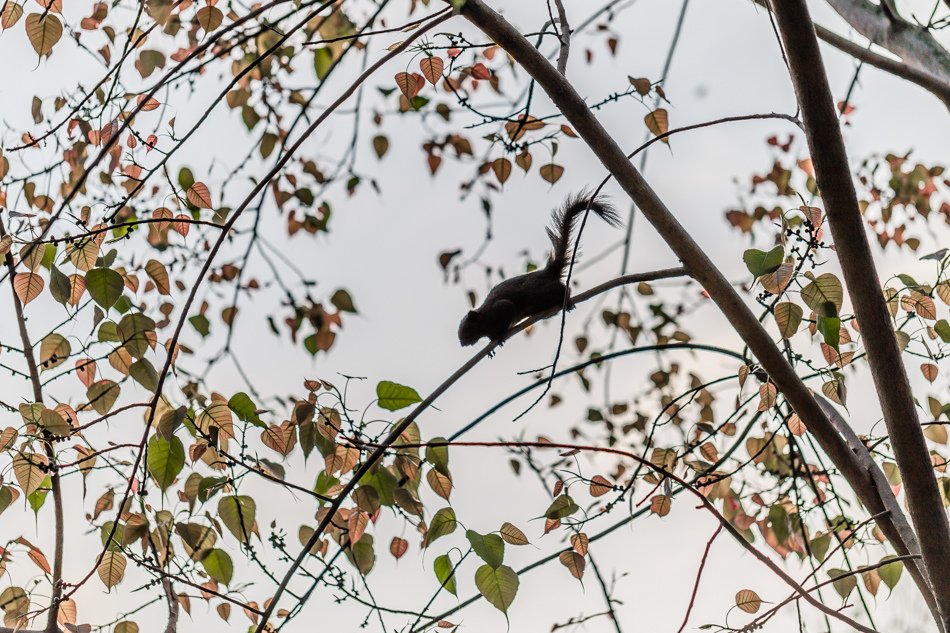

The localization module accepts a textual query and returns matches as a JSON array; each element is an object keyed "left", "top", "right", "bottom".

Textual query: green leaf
[
  {"left": 475, "top": 564, "right": 519, "bottom": 613},
  {"left": 466, "top": 530, "right": 505, "bottom": 569},
  {"left": 189, "top": 313, "right": 210, "bottom": 337},
  {"left": 86, "top": 267, "right": 124, "bottom": 309},
  {"left": 426, "top": 437, "right": 450, "bottom": 476},
  {"left": 200, "top": 548, "right": 234, "bottom": 585},
  {"left": 801, "top": 273, "right": 844, "bottom": 312},
  {"left": 545, "top": 494, "right": 579, "bottom": 520},
  {"left": 147, "top": 435, "right": 185, "bottom": 491},
  {"left": 117, "top": 313, "right": 156, "bottom": 359},
  {"left": 743, "top": 246, "right": 784, "bottom": 277},
  {"left": 810, "top": 532, "right": 831, "bottom": 563},
  {"left": 433, "top": 553, "right": 458, "bottom": 595},
  {"left": 424, "top": 507, "right": 457, "bottom": 547},
  {"left": 313, "top": 46, "right": 333, "bottom": 79},
  {"left": 218, "top": 495, "right": 256, "bottom": 543},
  {"left": 49, "top": 265, "right": 70, "bottom": 304},
  {"left": 87, "top": 380, "right": 121, "bottom": 415},
  {"left": 229, "top": 392, "right": 266, "bottom": 428},
  {"left": 28, "top": 475, "right": 50, "bottom": 513},
  {"left": 878, "top": 555, "right": 903, "bottom": 592},
  {"left": 828, "top": 568, "right": 857, "bottom": 599},
  {"left": 347, "top": 533, "right": 376, "bottom": 574},
  {"left": 130, "top": 359, "right": 159, "bottom": 392},
  {"left": 817, "top": 314, "right": 841, "bottom": 351},
  {"left": 331, "top": 288, "right": 357, "bottom": 313},
  {"left": 376, "top": 380, "right": 422, "bottom": 411},
  {"left": 935, "top": 319, "right": 950, "bottom": 343}
]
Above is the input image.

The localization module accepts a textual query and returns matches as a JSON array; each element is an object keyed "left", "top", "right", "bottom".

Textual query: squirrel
[{"left": 458, "top": 191, "right": 621, "bottom": 346}]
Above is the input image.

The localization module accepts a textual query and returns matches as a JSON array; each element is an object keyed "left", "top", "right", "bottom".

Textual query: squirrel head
[{"left": 457, "top": 310, "right": 482, "bottom": 346}]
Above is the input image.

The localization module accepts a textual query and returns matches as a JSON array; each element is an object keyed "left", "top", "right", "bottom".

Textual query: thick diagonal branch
[{"left": 770, "top": 3, "right": 950, "bottom": 628}]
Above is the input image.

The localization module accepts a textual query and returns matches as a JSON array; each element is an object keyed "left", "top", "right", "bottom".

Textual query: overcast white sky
[{"left": 1, "top": 0, "right": 949, "bottom": 631}]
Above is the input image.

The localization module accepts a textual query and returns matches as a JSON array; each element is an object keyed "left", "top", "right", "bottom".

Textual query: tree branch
[
  {"left": 824, "top": 0, "right": 950, "bottom": 94},
  {"left": 0, "top": 214, "right": 64, "bottom": 633},
  {"left": 770, "top": 4, "right": 950, "bottom": 629},
  {"left": 752, "top": 0, "right": 950, "bottom": 108}
]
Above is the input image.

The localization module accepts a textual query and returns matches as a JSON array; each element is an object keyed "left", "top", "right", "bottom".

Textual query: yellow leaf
[
  {"left": 25, "top": 12, "right": 62, "bottom": 56},
  {"left": 14, "top": 272, "right": 44, "bottom": 305},
  {"left": 643, "top": 108, "right": 669, "bottom": 142},
  {"left": 735, "top": 588, "right": 762, "bottom": 613},
  {"left": 98, "top": 551, "right": 127, "bottom": 589}
]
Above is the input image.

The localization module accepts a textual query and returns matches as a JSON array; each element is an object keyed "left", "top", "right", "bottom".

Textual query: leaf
[
  {"left": 394, "top": 72, "right": 420, "bottom": 99},
  {"left": 499, "top": 522, "right": 529, "bottom": 546},
  {"left": 86, "top": 267, "right": 124, "bottom": 309},
  {"left": 643, "top": 108, "right": 669, "bottom": 142},
  {"left": 13, "top": 453, "right": 44, "bottom": 496},
  {"left": 539, "top": 163, "right": 564, "bottom": 184},
  {"left": 921, "top": 363, "right": 938, "bottom": 383},
  {"left": 829, "top": 568, "right": 857, "bottom": 599},
  {"left": 195, "top": 5, "right": 222, "bottom": 31},
  {"left": 878, "top": 556, "right": 903, "bottom": 592},
  {"left": 14, "top": 272, "right": 44, "bottom": 305},
  {"left": 97, "top": 551, "right": 127, "bottom": 589},
  {"left": 735, "top": 589, "right": 761, "bottom": 613},
  {"left": 427, "top": 468, "right": 453, "bottom": 500},
  {"left": 650, "top": 494, "right": 672, "bottom": 517},
  {"left": 228, "top": 392, "right": 265, "bottom": 428},
  {"left": 433, "top": 554, "right": 457, "bottom": 595},
  {"left": 558, "top": 550, "right": 585, "bottom": 579},
  {"left": 424, "top": 507, "right": 457, "bottom": 547},
  {"left": 419, "top": 56, "right": 444, "bottom": 84},
  {"left": 313, "top": 47, "right": 333, "bottom": 79},
  {"left": 491, "top": 158, "right": 512, "bottom": 184},
  {"left": 25, "top": 12, "right": 63, "bottom": 56},
  {"left": 218, "top": 495, "right": 256, "bottom": 543},
  {"left": 87, "top": 380, "right": 120, "bottom": 415},
  {"left": 571, "top": 532, "right": 589, "bottom": 556},
  {"left": 2, "top": 2, "right": 24, "bottom": 29},
  {"left": 371, "top": 135, "right": 389, "bottom": 159},
  {"left": 187, "top": 182, "right": 213, "bottom": 208},
  {"left": 146, "top": 435, "right": 184, "bottom": 491},
  {"left": 474, "top": 564, "right": 519, "bottom": 613},
  {"left": 114, "top": 623, "right": 138, "bottom": 633},
  {"left": 801, "top": 273, "right": 843, "bottom": 312},
  {"left": 589, "top": 475, "right": 612, "bottom": 497},
  {"left": 200, "top": 548, "right": 233, "bottom": 585},
  {"left": 390, "top": 537, "right": 408, "bottom": 560},
  {"left": 743, "top": 246, "right": 784, "bottom": 277},
  {"left": 466, "top": 530, "right": 505, "bottom": 569},
  {"left": 39, "top": 333, "right": 70, "bottom": 370},
  {"left": 68, "top": 240, "right": 99, "bottom": 271},
  {"left": 545, "top": 494, "right": 578, "bottom": 520},
  {"left": 376, "top": 380, "right": 421, "bottom": 411},
  {"left": 145, "top": 259, "right": 170, "bottom": 294},
  {"left": 774, "top": 302, "right": 803, "bottom": 339},
  {"left": 330, "top": 289, "right": 357, "bottom": 313}
]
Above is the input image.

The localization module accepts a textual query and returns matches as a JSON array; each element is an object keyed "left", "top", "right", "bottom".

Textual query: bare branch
[{"left": 554, "top": 0, "right": 571, "bottom": 75}]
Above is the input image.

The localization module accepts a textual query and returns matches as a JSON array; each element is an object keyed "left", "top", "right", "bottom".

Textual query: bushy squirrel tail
[{"left": 545, "top": 190, "right": 622, "bottom": 278}]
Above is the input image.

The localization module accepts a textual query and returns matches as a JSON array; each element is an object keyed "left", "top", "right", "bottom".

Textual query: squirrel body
[{"left": 458, "top": 192, "right": 621, "bottom": 346}]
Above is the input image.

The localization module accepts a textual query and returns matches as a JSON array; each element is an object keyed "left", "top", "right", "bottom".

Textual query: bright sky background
[{"left": 1, "top": 0, "right": 948, "bottom": 631}]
